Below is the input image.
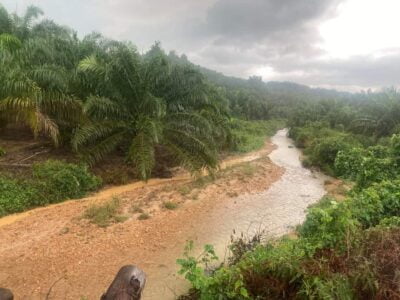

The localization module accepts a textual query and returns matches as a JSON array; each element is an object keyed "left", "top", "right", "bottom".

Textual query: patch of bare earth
[{"left": 0, "top": 141, "right": 283, "bottom": 299}]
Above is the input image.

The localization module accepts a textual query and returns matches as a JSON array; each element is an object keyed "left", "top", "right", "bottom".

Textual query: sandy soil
[{"left": 0, "top": 141, "right": 283, "bottom": 299}]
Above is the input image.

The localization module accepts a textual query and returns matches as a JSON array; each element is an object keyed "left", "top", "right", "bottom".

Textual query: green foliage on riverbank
[
  {"left": 0, "top": 160, "right": 100, "bottom": 216},
  {"left": 178, "top": 180, "right": 400, "bottom": 299},
  {"left": 230, "top": 119, "right": 285, "bottom": 153}
]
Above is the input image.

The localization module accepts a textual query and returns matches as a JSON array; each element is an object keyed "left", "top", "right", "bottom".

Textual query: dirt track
[{"left": 0, "top": 141, "right": 283, "bottom": 299}]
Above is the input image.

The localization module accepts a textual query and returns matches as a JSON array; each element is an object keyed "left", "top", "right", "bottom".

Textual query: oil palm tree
[
  {"left": 73, "top": 42, "right": 221, "bottom": 180},
  {"left": 0, "top": 34, "right": 81, "bottom": 145},
  {"left": 0, "top": 5, "right": 82, "bottom": 145}
]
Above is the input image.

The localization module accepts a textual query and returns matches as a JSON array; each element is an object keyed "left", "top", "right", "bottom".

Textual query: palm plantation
[{"left": 0, "top": 4, "right": 231, "bottom": 179}]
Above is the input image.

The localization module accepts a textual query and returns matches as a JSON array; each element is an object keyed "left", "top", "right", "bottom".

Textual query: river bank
[{"left": 0, "top": 135, "right": 283, "bottom": 299}]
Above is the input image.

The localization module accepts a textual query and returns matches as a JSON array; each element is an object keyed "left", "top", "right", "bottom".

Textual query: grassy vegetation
[
  {"left": 230, "top": 119, "right": 285, "bottom": 153},
  {"left": 138, "top": 213, "right": 150, "bottom": 220},
  {"left": 163, "top": 201, "right": 179, "bottom": 210},
  {"left": 289, "top": 123, "right": 364, "bottom": 174},
  {"left": 0, "top": 160, "right": 101, "bottom": 217},
  {"left": 83, "top": 197, "right": 127, "bottom": 227},
  {"left": 0, "top": 176, "right": 39, "bottom": 216}
]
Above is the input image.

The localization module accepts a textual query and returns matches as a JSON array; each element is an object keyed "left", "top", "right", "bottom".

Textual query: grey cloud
[
  {"left": 265, "top": 50, "right": 400, "bottom": 89},
  {"left": 202, "top": 0, "right": 341, "bottom": 43}
]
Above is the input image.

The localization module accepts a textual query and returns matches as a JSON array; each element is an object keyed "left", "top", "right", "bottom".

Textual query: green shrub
[
  {"left": 0, "top": 147, "right": 6, "bottom": 157},
  {"left": 33, "top": 160, "right": 101, "bottom": 204},
  {"left": 0, "top": 176, "right": 38, "bottom": 216},
  {"left": 290, "top": 123, "right": 359, "bottom": 173},
  {"left": 356, "top": 157, "right": 395, "bottom": 188},
  {"left": 83, "top": 197, "right": 125, "bottom": 227},
  {"left": 349, "top": 180, "right": 400, "bottom": 228},
  {"left": 378, "top": 216, "right": 400, "bottom": 228},
  {"left": 163, "top": 201, "right": 178, "bottom": 210},
  {"left": 0, "top": 160, "right": 101, "bottom": 217},
  {"left": 334, "top": 148, "right": 366, "bottom": 179},
  {"left": 390, "top": 133, "right": 400, "bottom": 159},
  {"left": 299, "top": 275, "right": 355, "bottom": 299},
  {"left": 299, "top": 199, "right": 358, "bottom": 250},
  {"left": 335, "top": 144, "right": 397, "bottom": 188},
  {"left": 230, "top": 119, "right": 284, "bottom": 153},
  {"left": 308, "top": 137, "right": 353, "bottom": 173},
  {"left": 138, "top": 213, "right": 150, "bottom": 220}
]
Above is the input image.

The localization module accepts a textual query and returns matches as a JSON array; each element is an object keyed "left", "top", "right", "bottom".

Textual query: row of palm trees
[
  {"left": 0, "top": 5, "right": 231, "bottom": 179},
  {"left": 288, "top": 87, "right": 400, "bottom": 140}
]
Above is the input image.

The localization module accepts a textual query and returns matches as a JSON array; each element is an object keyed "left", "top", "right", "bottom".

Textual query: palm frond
[
  {"left": 80, "top": 131, "right": 126, "bottom": 165},
  {"left": 72, "top": 122, "right": 125, "bottom": 151},
  {"left": 22, "top": 6, "right": 44, "bottom": 28},
  {"left": 128, "top": 131, "right": 155, "bottom": 180},
  {"left": 34, "top": 111, "right": 59, "bottom": 146},
  {"left": 78, "top": 55, "right": 106, "bottom": 78},
  {"left": 164, "top": 127, "right": 218, "bottom": 173},
  {"left": 0, "top": 33, "right": 22, "bottom": 51},
  {"left": 84, "top": 96, "right": 128, "bottom": 120}
]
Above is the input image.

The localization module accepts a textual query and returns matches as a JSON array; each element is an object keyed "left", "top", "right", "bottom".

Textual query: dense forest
[{"left": 1, "top": 4, "right": 400, "bottom": 300}]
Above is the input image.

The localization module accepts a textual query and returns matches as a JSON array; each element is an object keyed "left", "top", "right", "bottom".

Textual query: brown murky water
[{"left": 142, "top": 129, "right": 327, "bottom": 299}]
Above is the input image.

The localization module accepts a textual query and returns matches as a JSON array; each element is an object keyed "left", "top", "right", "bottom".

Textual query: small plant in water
[
  {"left": 178, "top": 185, "right": 191, "bottom": 195},
  {"left": 83, "top": 197, "right": 126, "bottom": 227},
  {"left": 164, "top": 201, "right": 178, "bottom": 210},
  {"left": 131, "top": 204, "right": 144, "bottom": 214},
  {"left": 138, "top": 213, "right": 150, "bottom": 220}
]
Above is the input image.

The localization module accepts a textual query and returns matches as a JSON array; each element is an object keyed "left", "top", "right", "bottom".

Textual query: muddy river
[{"left": 143, "top": 129, "right": 327, "bottom": 299}]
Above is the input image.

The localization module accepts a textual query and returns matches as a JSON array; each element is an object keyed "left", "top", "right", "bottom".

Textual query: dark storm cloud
[
  {"left": 185, "top": 0, "right": 344, "bottom": 82},
  {"left": 201, "top": 0, "right": 341, "bottom": 44}
]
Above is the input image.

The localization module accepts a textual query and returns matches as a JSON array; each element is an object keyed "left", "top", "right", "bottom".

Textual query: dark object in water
[
  {"left": 101, "top": 265, "right": 146, "bottom": 300},
  {"left": 0, "top": 288, "right": 13, "bottom": 300}
]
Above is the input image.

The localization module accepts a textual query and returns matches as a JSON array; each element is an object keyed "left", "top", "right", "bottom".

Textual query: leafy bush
[
  {"left": 378, "top": 216, "right": 400, "bottom": 228},
  {"left": 230, "top": 119, "right": 284, "bottom": 153},
  {"left": 307, "top": 137, "right": 352, "bottom": 173},
  {"left": 335, "top": 144, "right": 398, "bottom": 188},
  {"left": 83, "top": 197, "right": 126, "bottom": 227},
  {"left": 0, "top": 147, "right": 6, "bottom": 157},
  {"left": 33, "top": 160, "right": 101, "bottom": 204},
  {"left": 299, "top": 275, "right": 355, "bottom": 299},
  {"left": 0, "top": 160, "right": 101, "bottom": 217},
  {"left": 349, "top": 180, "right": 400, "bottom": 228},
  {"left": 163, "top": 201, "right": 178, "bottom": 210},
  {"left": 334, "top": 147, "right": 366, "bottom": 179},
  {"left": 299, "top": 198, "right": 358, "bottom": 250},
  {"left": 290, "top": 123, "right": 359, "bottom": 173},
  {"left": 356, "top": 156, "right": 395, "bottom": 188},
  {"left": 0, "top": 176, "right": 38, "bottom": 216}
]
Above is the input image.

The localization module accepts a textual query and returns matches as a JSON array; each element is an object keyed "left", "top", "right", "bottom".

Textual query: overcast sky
[{"left": 3, "top": 0, "right": 400, "bottom": 91}]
